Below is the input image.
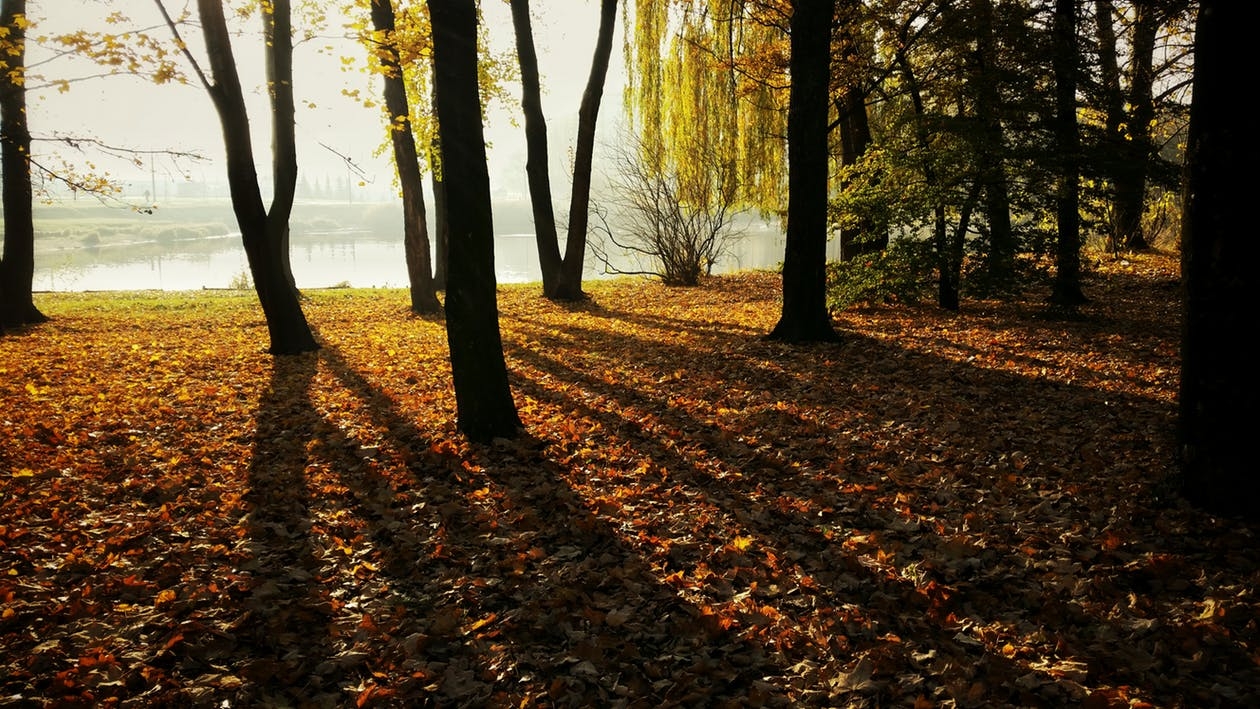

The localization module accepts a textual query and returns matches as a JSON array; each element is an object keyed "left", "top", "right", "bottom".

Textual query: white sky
[{"left": 25, "top": 0, "right": 627, "bottom": 199}]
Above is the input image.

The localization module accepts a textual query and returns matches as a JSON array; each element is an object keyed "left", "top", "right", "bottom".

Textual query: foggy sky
[{"left": 26, "top": 0, "right": 626, "bottom": 199}]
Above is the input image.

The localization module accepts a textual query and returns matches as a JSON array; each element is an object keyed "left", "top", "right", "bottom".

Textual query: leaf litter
[{"left": 1, "top": 253, "right": 1256, "bottom": 708}]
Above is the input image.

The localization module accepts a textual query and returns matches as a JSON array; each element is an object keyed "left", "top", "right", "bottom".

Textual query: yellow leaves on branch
[{"left": 30, "top": 20, "right": 186, "bottom": 87}]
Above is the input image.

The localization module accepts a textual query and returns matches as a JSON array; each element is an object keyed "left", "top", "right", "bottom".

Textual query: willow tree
[
  {"left": 625, "top": 1, "right": 788, "bottom": 217},
  {"left": 627, "top": 1, "right": 838, "bottom": 340},
  {"left": 157, "top": 0, "right": 317, "bottom": 354}
]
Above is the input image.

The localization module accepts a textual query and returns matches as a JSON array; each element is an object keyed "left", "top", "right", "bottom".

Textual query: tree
[
  {"left": 968, "top": 0, "right": 1017, "bottom": 291},
  {"left": 1091, "top": 0, "right": 1192, "bottom": 253},
  {"left": 0, "top": 4, "right": 198, "bottom": 329},
  {"left": 507, "top": 0, "right": 562, "bottom": 297},
  {"left": 509, "top": 0, "right": 617, "bottom": 302},
  {"left": 0, "top": 0, "right": 45, "bottom": 329},
  {"left": 427, "top": 0, "right": 521, "bottom": 442},
  {"left": 833, "top": 0, "right": 886, "bottom": 262},
  {"left": 626, "top": 1, "right": 791, "bottom": 217},
  {"left": 1177, "top": 0, "right": 1259, "bottom": 520},
  {"left": 368, "top": 0, "right": 440, "bottom": 314},
  {"left": 1048, "top": 0, "right": 1087, "bottom": 308},
  {"left": 887, "top": 2, "right": 973, "bottom": 312},
  {"left": 156, "top": 0, "right": 317, "bottom": 355},
  {"left": 589, "top": 127, "right": 744, "bottom": 286},
  {"left": 768, "top": 0, "right": 840, "bottom": 343}
]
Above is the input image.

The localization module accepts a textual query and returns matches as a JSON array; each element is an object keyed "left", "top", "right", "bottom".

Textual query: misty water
[{"left": 31, "top": 199, "right": 824, "bottom": 293}]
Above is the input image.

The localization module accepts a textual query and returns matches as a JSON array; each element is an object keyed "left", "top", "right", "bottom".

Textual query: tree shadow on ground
[
  {"left": 212, "top": 336, "right": 798, "bottom": 706},
  {"left": 500, "top": 300, "right": 1256, "bottom": 707},
  {"left": 229, "top": 352, "right": 341, "bottom": 706}
]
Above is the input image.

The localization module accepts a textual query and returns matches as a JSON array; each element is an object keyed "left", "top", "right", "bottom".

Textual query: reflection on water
[{"left": 36, "top": 226, "right": 811, "bottom": 292}]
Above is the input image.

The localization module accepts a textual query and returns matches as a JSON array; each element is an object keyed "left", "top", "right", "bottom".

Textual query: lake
[{"left": 30, "top": 199, "right": 830, "bottom": 292}]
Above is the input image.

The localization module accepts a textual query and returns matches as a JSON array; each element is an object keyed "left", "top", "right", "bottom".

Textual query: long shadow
[
  {"left": 230, "top": 352, "right": 340, "bottom": 706},
  {"left": 298, "top": 340, "right": 797, "bottom": 705},
  {"left": 500, "top": 308, "right": 1257, "bottom": 706},
  {"left": 506, "top": 340, "right": 1044, "bottom": 705},
  {"left": 573, "top": 284, "right": 1177, "bottom": 402}
]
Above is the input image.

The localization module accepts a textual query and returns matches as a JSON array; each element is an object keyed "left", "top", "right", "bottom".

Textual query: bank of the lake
[{"left": 30, "top": 198, "right": 804, "bottom": 292}]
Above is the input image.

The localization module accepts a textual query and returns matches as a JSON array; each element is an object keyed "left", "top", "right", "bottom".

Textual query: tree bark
[
  {"left": 188, "top": 0, "right": 317, "bottom": 355},
  {"left": 1178, "top": 0, "right": 1259, "bottom": 520},
  {"left": 972, "top": 0, "right": 1015, "bottom": 290},
  {"left": 553, "top": 0, "right": 618, "bottom": 302},
  {"left": 1049, "top": 0, "right": 1087, "bottom": 308},
  {"left": 768, "top": 0, "right": 840, "bottom": 343},
  {"left": 428, "top": 0, "right": 522, "bottom": 443},
  {"left": 508, "top": 0, "right": 563, "bottom": 298},
  {"left": 835, "top": 0, "right": 884, "bottom": 261},
  {"left": 431, "top": 147, "right": 450, "bottom": 291},
  {"left": 1112, "top": 1, "right": 1158, "bottom": 251},
  {"left": 370, "top": 0, "right": 440, "bottom": 314},
  {"left": 0, "top": 0, "right": 46, "bottom": 328}
]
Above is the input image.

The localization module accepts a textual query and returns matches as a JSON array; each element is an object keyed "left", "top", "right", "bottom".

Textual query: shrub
[{"left": 825, "top": 239, "right": 935, "bottom": 310}]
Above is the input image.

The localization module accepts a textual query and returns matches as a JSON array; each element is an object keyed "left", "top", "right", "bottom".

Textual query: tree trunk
[
  {"left": 941, "top": 180, "right": 982, "bottom": 312},
  {"left": 0, "top": 0, "right": 46, "bottom": 328},
  {"left": 1112, "top": 1, "right": 1158, "bottom": 251},
  {"left": 1049, "top": 0, "right": 1087, "bottom": 308},
  {"left": 428, "top": 0, "right": 522, "bottom": 443},
  {"left": 896, "top": 45, "right": 960, "bottom": 312},
  {"left": 431, "top": 152, "right": 449, "bottom": 291},
  {"left": 508, "top": 0, "right": 563, "bottom": 298},
  {"left": 1178, "top": 0, "right": 1259, "bottom": 520},
  {"left": 1094, "top": 0, "right": 1125, "bottom": 252},
  {"left": 197, "top": 0, "right": 317, "bottom": 355},
  {"left": 428, "top": 118, "right": 449, "bottom": 291},
  {"left": 835, "top": 0, "right": 884, "bottom": 261},
  {"left": 370, "top": 0, "right": 440, "bottom": 314},
  {"left": 266, "top": 0, "right": 302, "bottom": 304},
  {"left": 768, "top": 0, "right": 840, "bottom": 343},
  {"left": 554, "top": 0, "right": 618, "bottom": 302},
  {"left": 972, "top": 0, "right": 1015, "bottom": 290}
]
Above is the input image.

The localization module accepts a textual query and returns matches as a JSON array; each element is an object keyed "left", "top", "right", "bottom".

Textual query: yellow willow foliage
[{"left": 625, "top": 0, "right": 789, "bottom": 214}]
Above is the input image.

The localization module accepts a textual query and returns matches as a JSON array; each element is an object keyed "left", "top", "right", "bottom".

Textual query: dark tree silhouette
[
  {"left": 768, "top": 0, "right": 841, "bottom": 343},
  {"left": 157, "top": 0, "right": 317, "bottom": 355},
  {"left": 1178, "top": 0, "right": 1258, "bottom": 520},
  {"left": 427, "top": 0, "right": 522, "bottom": 442},
  {"left": 509, "top": 0, "right": 617, "bottom": 302},
  {"left": 0, "top": 0, "right": 47, "bottom": 329},
  {"left": 1049, "top": 0, "right": 1087, "bottom": 308},
  {"left": 369, "top": 0, "right": 441, "bottom": 315},
  {"left": 508, "top": 0, "right": 563, "bottom": 298}
]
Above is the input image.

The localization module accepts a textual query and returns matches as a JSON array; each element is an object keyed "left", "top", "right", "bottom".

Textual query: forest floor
[{"left": 1, "top": 251, "right": 1255, "bottom": 708}]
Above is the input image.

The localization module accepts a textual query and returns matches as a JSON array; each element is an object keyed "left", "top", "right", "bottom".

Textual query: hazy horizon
[{"left": 26, "top": 1, "right": 628, "bottom": 202}]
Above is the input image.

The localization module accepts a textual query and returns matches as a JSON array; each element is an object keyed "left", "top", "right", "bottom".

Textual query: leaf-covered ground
[{"left": 1, "top": 253, "right": 1255, "bottom": 708}]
